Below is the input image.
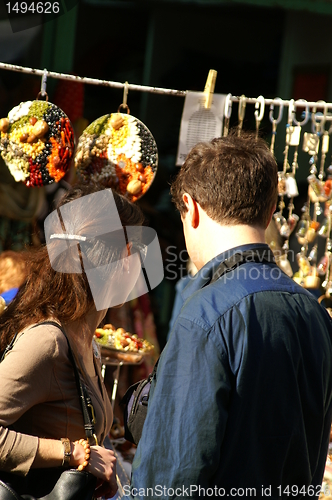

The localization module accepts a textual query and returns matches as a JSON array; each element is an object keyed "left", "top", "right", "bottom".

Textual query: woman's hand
[
  {"left": 71, "top": 442, "right": 118, "bottom": 497},
  {"left": 87, "top": 445, "right": 118, "bottom": 498}
]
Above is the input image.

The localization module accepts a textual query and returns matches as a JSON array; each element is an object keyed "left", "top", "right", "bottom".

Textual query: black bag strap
[
  {"left": 151, "top": 357, "right": 159, "bottom": 379},
  {"left": 143, "top": 358, "right": 159, "bottom": 405},
  {"left": 210, "top": 247, "right": 275, "bottom": 285},
  {"left": 37, "top": 321, "right": 97, "bottom": 444},
  {"left": 0, "top": 320, "right": 97, "bottom": 444},
  {"left": 0, "top": 334, "right": 18, "bottom": 363}
]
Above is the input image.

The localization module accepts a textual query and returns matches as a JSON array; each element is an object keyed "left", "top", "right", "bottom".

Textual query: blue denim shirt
[{"left": 130, "top": 244, "right": 332, "bottom": 499}]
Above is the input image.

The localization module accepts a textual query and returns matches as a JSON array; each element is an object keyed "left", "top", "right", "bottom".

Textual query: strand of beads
[{"left": 74, "top": 438, "right": 91, "bottom": 471}]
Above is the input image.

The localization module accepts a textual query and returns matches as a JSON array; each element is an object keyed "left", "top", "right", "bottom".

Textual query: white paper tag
[{"left": 176, "top": 92, "right": 226, "bottom": 166}]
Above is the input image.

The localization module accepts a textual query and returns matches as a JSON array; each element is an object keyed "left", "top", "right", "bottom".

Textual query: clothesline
[
  {"left": 0, "top": 62, "right": 187, "bottom": 97},
  {"left": 1, "top": 61, "right": 332, "bottom": 114}
]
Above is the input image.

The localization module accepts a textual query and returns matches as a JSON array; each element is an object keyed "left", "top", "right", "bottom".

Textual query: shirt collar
[{"left": 181, "top": 242, "right": 271, "bottom": 302}]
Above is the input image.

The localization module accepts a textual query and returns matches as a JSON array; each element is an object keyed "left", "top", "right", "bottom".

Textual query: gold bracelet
[
  {"left": 74, "top": 438, "right": 91, "bottom": 471},
  {"left": 60, "top": 438, "right": 72, "bottom": 467}
]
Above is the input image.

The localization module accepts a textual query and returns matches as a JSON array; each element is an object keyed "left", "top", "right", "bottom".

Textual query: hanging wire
[
  {"left": 2, "top": 61, "right": 332, "bottom": 111},
  {"left": 0, "top": 62, "right": 186, "bottom": 97},
  {"left": 36, "top": 68, "right": 48, "bottom": 101}
]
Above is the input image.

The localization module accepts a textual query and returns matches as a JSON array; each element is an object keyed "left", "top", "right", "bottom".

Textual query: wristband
[{"left": 60, "top": 438, "right": 71, "bottom": 467}]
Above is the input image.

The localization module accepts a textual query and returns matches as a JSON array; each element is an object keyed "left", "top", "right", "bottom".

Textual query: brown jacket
[{"left": 0, "top": 323, "right": 112, "bottom": 475}]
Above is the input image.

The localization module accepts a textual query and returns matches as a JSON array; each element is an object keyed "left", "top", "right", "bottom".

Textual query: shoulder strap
[
  {"left": 151, "top": 357, "right": 159, "bottom": 377},
  {"left": 0, "top": 333, "right": 18, "bottom": 363},
  {"left": 0, "top": 320, "right": 97, "bottom": 444},
  {"left": 210, "top": 247, "right": 275, "bottom": 285}
]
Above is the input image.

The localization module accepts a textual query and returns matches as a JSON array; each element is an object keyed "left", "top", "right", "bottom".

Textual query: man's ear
[
  {"left": 182, "top": 193, "right": 199, "bottom": 229},
  {"left": 266, "top": 204, "right": 276, "bottom": 229}
]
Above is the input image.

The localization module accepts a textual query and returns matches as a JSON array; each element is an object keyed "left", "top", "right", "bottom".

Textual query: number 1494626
[
  {"left": 277, "top": 485, "right": 329, "bottom": 497},
  {"left": 6, "top": 2, "right": 60, "bottom": 14}
]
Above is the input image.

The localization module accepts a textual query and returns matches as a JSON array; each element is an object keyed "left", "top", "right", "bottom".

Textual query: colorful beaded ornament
[
  {"left": 74, "top": 112, "right": 158, "bottom": 202},
  {"left": 0, "top": 100, "right": 75, "bottom": 187}
]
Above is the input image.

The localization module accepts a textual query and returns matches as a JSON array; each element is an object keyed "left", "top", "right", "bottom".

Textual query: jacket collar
[{"left": 181, "top": 243, "right": 271, "bottom": 302}]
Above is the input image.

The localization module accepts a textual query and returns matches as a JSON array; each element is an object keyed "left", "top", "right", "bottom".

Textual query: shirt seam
[{"left": 179, "top": 288, "right": 314, "bottom": 333}]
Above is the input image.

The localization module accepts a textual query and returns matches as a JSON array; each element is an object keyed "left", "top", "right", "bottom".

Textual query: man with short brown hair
[
  {"left": 171, "top": 133, "right": 277, "bottom": 229},
  {"left": 130, "top": 131, "right": 332, "bottom": 499}
]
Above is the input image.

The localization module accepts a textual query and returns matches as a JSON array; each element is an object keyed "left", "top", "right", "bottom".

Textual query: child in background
[{"left": 0, "top": 250, "right": 27, "bottom": 308}]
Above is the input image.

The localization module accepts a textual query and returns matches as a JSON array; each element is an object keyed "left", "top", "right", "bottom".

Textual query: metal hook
[
  {"left": 254, "top": 95, "right": 265, "bottom": 123},
  {"left": 269, "top": 98, "right": 283, "bottom": 154},
  {"left": 293, "top": 99, "right": 309, "bottom": 127},
  {"left": 269, "top": 98, "right": 284, "bottom": 125},
  {"left": 288, "top": 99, "right": 295, "bottom": 125},
  {"left": 224, "top": 93, "right": 233, "bottom": 119},
  {"left": 223, "top": 93, "right": 232, "bottom": 137},
  {"left": 238, "top": 95, "right": 246, "bottom": 121},
  {"left": 311, "top": 101, "right": 326, "bottom": 134},
  {"left": 320, "top": 103, "right": 332, "bottom": 134},
  {"left": 237, "top": 95, "right": 247, "bottom": 137},
  {"left": 41, "top": 68, "right": 47, "bottom": 96},
  {"left": 118, "top": 81, "right": 130, "bottom": 114},
  {"left": 36, "top": 68, "right": 48, "bottom": 101},
  {"left": 123, "top": 81, "right": 129, "bottom": 107},
  {"left": 325, "top": 105, "right": 332, "bottom": 135}
]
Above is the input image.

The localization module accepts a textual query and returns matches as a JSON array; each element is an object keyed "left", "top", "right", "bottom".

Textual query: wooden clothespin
[{"left": 204, "top": 69, "right": 217, "bottom": 109}]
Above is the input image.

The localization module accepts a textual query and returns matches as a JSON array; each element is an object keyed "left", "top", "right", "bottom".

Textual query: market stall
[
  {"left": 2, "top": 61, "right": 332, "bottom": 497},
  {"left": 1, "top": 62, "right": 332, "bottom": 298}
]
